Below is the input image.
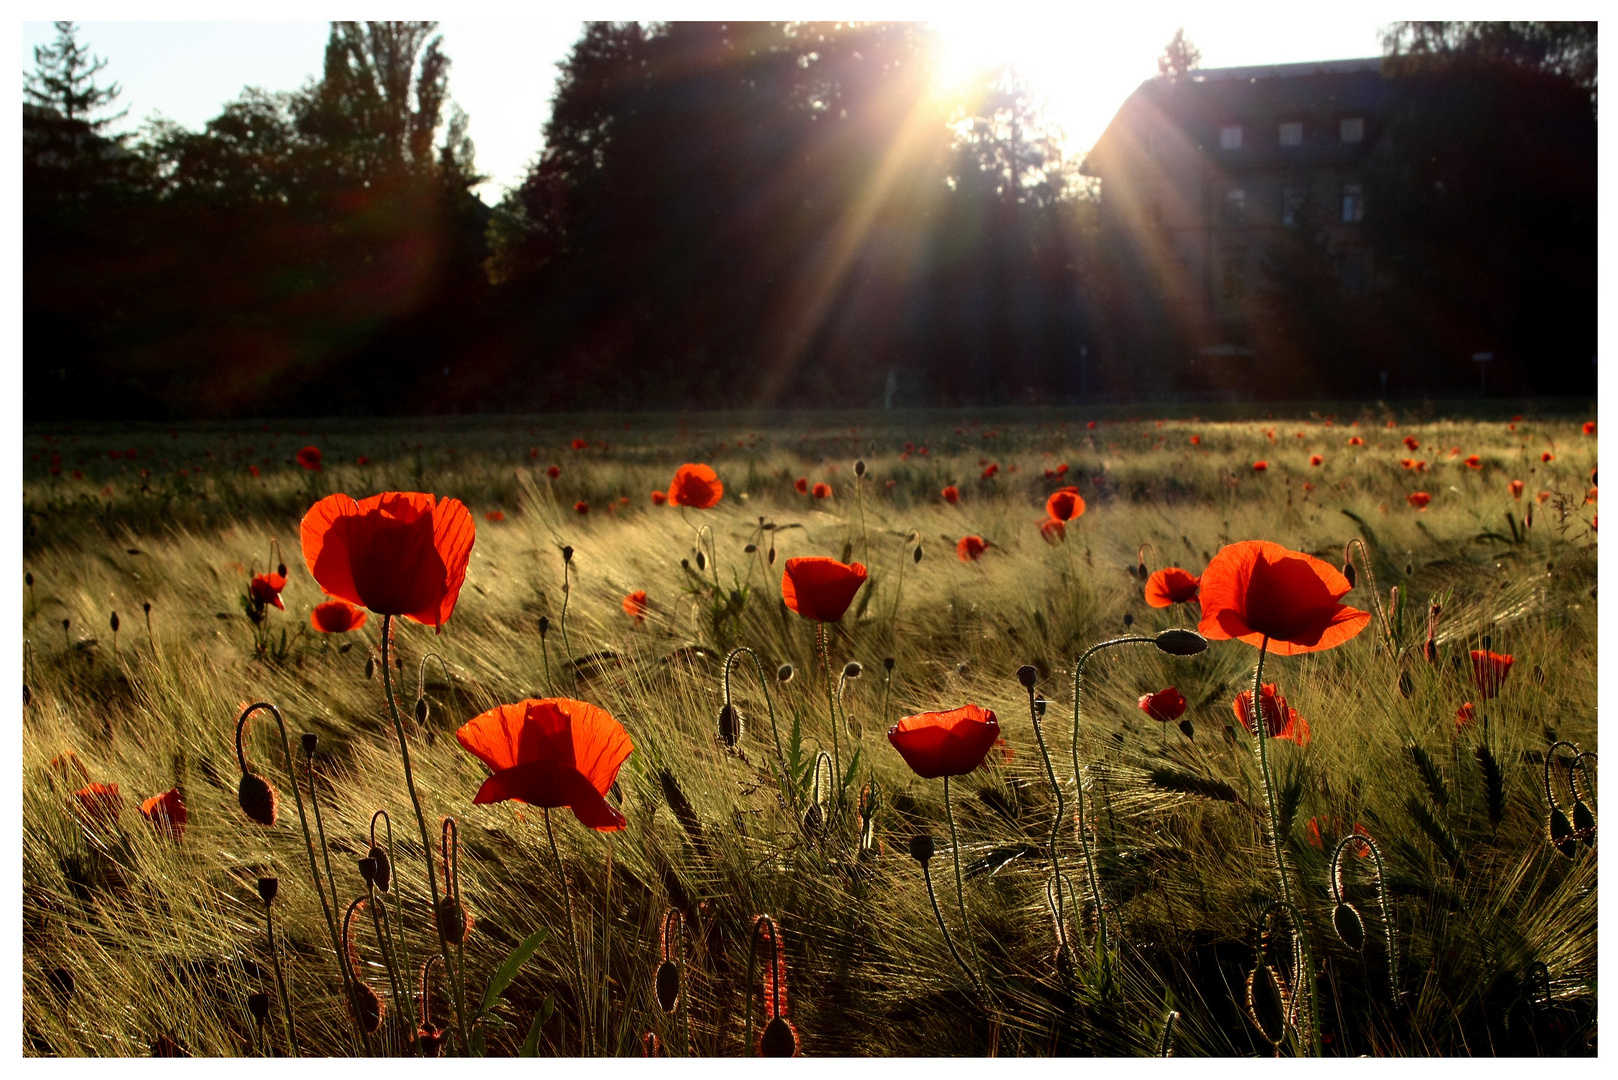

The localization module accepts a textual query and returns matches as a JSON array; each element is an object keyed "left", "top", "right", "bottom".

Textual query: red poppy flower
[
  {"left": 250, "top": 572, "right": 287, "bottom": 610},
  {"left": 941, "top": 485, "right": 960, "bottom": 504},
  {"left": 1045, "top": 486, "right": 1085, "bottom": 522},
  {"left": 1470, "top": 650, "right": 1514, "bottom": 699},
  {"left": 1190, "top": 435, "right": 1201, "bottom": 446},
  {"left": 1087, "top": 420, "right": 1096, "bottom": 429},
  {"left": 956, "top": 535, "right": 987, "bottom": 561},
  {"left": 812, "top": 482, "right": 832, "bottom": 499},
  {"left": 1039, "top": 518, "right": 1065, "bottom": 544},
  {"left": 1455, "top": 701, "right": 1477, "bottom": 729},
  {"left": 1509, "top": 479, "right": 1524, "bottom": 499},
  {"left": 296, "top": 446, "right": 323, "bottom": 472},
  {"left": 650, "top": 490, "right": 667, "bottom": 505},
  {"left": 981, "top": 463, "right": 999, "bottom": 479},
  {"left": 1138, "top": 687, "right": 1187, "bottom": 723},
  {"left": 529, "top": 447, "right": 540, "bottom": 459},
  {"left": 575, "top": 501, "right": 590, "bottom": 515},
  {"left": 1583, "top": 421, "right": 1596, "bottom": 435},
  {"left": 456, "top": 698, "right": 634, "bottom": 831},
  {"left": 1056, "top": 462, "right": 1069, "bottom": 474},
  {"left": 248, "top": 465, "right": 260, "bottom": 477},
  {"left": 1465, "top": 455, "right": 1482, "bottom": 469},
  {"left": 1348, "top": 436, "right": 1364, "bottom": 446},
  {"left": 1197, "top": 540, "right": 1370, "bottom": 656},
  {"left": 1542, "top": 452, "right": 1554, "bottom": 463},
  {"left": 623, "top": 590, "right": 648, "bottom": 621},
  {"left": 667, "top": 464, "right": 723, "bottom": 509},
  {"left": 1307, "top": 817, "right": 1370, "bottom": 855},
  {"left": 1408, "top": 491, "right": 1431, "bottom": 509},
  {"left": 546, "top": 465, "right": 561, "bottom": 479},
  {"left": 75, "top": 782, "right": 123, "bottom": 824},
  {"left": 1253, "top": 461, "right": 1269, "bottom": 472},
  {"left": 485, "top": 510, "right": 505, "bottom": 523},
  {"left": 141, "top": 788, "right": 187, "bottom": 841},
  {"left": 781, "top": 557, "right": 868, "bottom": 622},
  {"left": 1233, "top": 684, "right": 1311, "bottom": 745},
  {"left": 311, "top": 598, "right": 368, "bottom": 633},
  {"left": 301, "top": 492, "right": 475, "bottom": 628},
  {"left": 1403, "top": 436, "right": 1419, "bottom": 451},
  {"left": 571, "top": 439, "right": 588, "bottom": 450},
  {"left": 887, "top": 704, "right": 1000, "bottom": 779},
  {"left": 1309, "top": 454, "right": 1323, "bottom": 466},
  {"left": 791, "top": 477, "right": 808, "bottom": 494},
  {"left": 1145, "top": 567, "right": 1200, "bottom": 607}
]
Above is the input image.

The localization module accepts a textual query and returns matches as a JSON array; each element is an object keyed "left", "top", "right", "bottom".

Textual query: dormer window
[
  {"left": 1220, "top": 124, "right": 1243, "bottom": 150},
  {"left": 1278, "top": 121, "right": 1303, "bottom": 147},
  {"left": 1340, "top": 117, "right": 1365, "bottom": 144}
]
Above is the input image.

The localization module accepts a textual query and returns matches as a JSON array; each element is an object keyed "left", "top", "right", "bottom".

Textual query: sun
[{"left": 928, "top": 18, "right": 1028, "bottom": 91}]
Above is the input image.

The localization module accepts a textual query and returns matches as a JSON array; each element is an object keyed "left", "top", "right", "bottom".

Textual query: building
[{"left": 1081, "top": 58, "right": 1400, "bottom": 396}]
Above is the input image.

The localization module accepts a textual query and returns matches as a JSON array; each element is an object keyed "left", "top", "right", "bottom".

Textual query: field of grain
[{"left": 20, "top": 405, "right": 1598, "bottom": 1057}]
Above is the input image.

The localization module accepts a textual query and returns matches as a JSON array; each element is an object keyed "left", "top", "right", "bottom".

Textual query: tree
[
  {"left": 1382, "top": 21, "right": 1596, "bottom": 99},
  {"left": 25, "top": 21, "right": 126, "bottom": 127},
  {"left": 1157, "top": 28, "right": 1201, "bottom": 80}
]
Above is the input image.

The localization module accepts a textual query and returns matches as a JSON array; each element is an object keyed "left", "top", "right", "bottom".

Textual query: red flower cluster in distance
[
  {"left": 781, "top": 557, "right": 867, "bottom": 622},
  {"left": 1197, "top": 540, "right": 1369, "bottom": 656},
  {"left": 456, "top": 698, "right": 634, "bottom": 831},
  {"left": 888, "top": 704, "right": 1000, "bottom": 779},
  {"left": 941, "top": 485, "right": 960, "bottom": 504},
  {"left": 1408, "top": 491, "right": 1432, "bottom": 509},
  {"left": 301, "top": 492, "right": 475, "bottom": 629}
]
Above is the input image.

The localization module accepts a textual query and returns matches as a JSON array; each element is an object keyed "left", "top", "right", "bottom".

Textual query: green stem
[
  {"left": 369, "top": 882, "right": 417, "bottom": 1056},
  {"left": 920, "top": 855, "right": 980, "bottom": 993},
  {"left": 545, "top": 807, "right": 588, "bottom": 1056},
  {"left": 265, "top": 902, "right": 299, "bottom": 1057},
  {"left": 724, "top": 647, "right": 791, "bottom": 809},
  {"left": 378, "top": 616, "right": 470, "bottom": 1055},
  {"left": 817, "top": 623, "right": 843, "bottom": 824},
  {"left": 304, "top": 749, "right": 346, "bottom": 970},
  {"left": 942, "top": 775, "right": 974, "bottom": 966},
  {"left": 1027, "top": 684, "right": 1069, "bottom": 954}
]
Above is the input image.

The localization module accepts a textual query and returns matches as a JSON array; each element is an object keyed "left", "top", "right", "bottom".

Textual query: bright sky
[{"left": 21, "top": 4, "right": 1429, "bottom": 203}]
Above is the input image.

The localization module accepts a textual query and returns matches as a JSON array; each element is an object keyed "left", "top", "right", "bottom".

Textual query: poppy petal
[
  {"left": 411, "top": 496, "right": 474, "bottom": 627},
  {"left": 301, "top": 493, "right": 364, "bottom": 607}
]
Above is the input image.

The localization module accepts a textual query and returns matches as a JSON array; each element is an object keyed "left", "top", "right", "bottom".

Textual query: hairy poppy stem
[
  {"left": 377, "top": 616, "right": 470, "bottom": 1056},
  {"left": 1330, "top": 834, "right": 1398, "bottom": 1009},
  {"left": 942, "top": 775, "right": 977, "bottom": 971},
  {"left": 919, "top": 850, "right": 981, "bottom": 993},
  {"left": 371, "top": 809, "right": 416, "bottom": 1030},
  {"left": 367, "top": 880, "right": 415, "bottom": 1056},
  {"left": 1025, "top": 680, "right": 1070, "bottom": 956},
  {"left": 544, "top": 806, "right": 589, "bottom": 1056},
  {"left": 302, "top": 745, "right": 347, "bottom": 976},
  {"left": 1071, "top": 636, "right": 1154, "bottom": 958},
  {"left": 340, "top": 897, "right": 379, "bottom": 1056},
  {"left": 559, "top": 553, "right": 574, "bottom": 662},
  {"left": 264, "top": 896, "right": 300, "bottom": 1057},
  {"left": 237, "top": 703, "right": 358, "bottom": 1046},
  {"left": 724, "top": 646, "right": 792, "bottom": 810},
  {"left": 441, "top": 818, "right": 471, "bottom": 1046},
  {"left": 816, "top": 623, "right": 843, "bottom": 824}
]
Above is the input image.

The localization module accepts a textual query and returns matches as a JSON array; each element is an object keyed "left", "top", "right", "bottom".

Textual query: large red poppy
[
  {"left": 250, "top": 572, "right": 286, "bottom": 610},
  {"left": 887, "top": 705, "right": 1001, "bottom": 779},
  {"left": 1145, "top": 567, "right": 1200, "bottom": 607},
  {"left": 141, "top": 788, "right": 188, "bottom": 841},
  {"left": 1045, "top": 487, "right": 1085, "bottom": 522},
  {"left": 456, "top": 698, "right": 634, "bottom": 831},
  {"left": 1197, "top": 540, "right": 1369, "bottom": 656},
  {"left": 667, "top": 464, "right": 723, "bottom": 509},
  {"left": 1470, "top": 650, "right": 1514, "bottom": 699},
  {"left": 781, "top": 557, "right": 868, "bottom": 622},
  {"left": 1138, "top": 687, "right": 1187, "bottom": 723},
  {"left": 301, "top": 492, "right": 475, "bottom": 628},
  {"left": 1233, "top": 684, "right": 1311, "bottom": 745},
  {"left": 311, "top": 599, "right": 368, "bottom": 633},
  {"left": 956, "top": 536, "right": 987, "bottom": 562}
]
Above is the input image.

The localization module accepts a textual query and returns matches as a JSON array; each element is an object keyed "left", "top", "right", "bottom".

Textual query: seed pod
[
  {"left": 761, "top": 1015, "right": 798, "bottom": 1057},
  {"left": 883, "top": 656, "right": 895, "bottom": 672},
  {"left": 247, "top": 991, "right": 271, "bottom": 1023},
  {"left": 1153, "top": 628, "right": 1208, "bottom": 655},
  {"left": 655, "top": 960, "right": 680, "bottom": 1013},
  {"left": 1016, "top": 665, "right": 1037, "bottom": 689},
  {"left": 358, "top": 858, "right": 378, "bottom": 888},
  {"left": 718, "top": 703, "right": 743, "bottom": 749},
  {"left": 301, "top": 732, "right": 318, "bottom": 755},
  {"left": 909, "top": 834, "right": 935, "bottom": 863},
  {"left": 366, "top": 845, "right": 391, "bottom": 892},
  {"left": 257, "top": 877, "right": 279, "bottom": 905},
  {"left": 238, "top": 772, "right": 279, "bottom": 827},
  {"left": 1333, "top": 902, "right": 1366, "bottom": 951},
  {"left": 538, "top": 615, "right": 550, "bottom": 638},
  {"left": 745, "top": 543, "right": 757, "bottom": 554},
  {"left": 767, "top": 546, "right": 776, "bottom": 565},
  {"left": 854, "top": 459, "right": 866, "bottom": 478},
  {"left": 843, "top": 661, "right": 862, "bottom": 679},
  {"left": 562, "top": 546, "right": 574, "bottom": 564},
  {"left": 777, "top": 664, "right": 794, "bottom": 683}
]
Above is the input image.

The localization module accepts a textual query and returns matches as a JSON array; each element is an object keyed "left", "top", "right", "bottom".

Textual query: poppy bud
[
  {"left": 1549, "top": 807, "right": 1575, "bottom": 857},
  {"left": 276, "top": 562, "right": 287, "bottom": 579},
  {"left": 110, "top": 611, "right": 119, "bottom": 633},
  {"left": 1397, "top": 671, "right": 1414, "bottom": 698},
  {"left": 415, "top": 697, "right": 429, "bottom": 725},
  {"left": 23, "top": 684, "right": 31, "bottom": 706},
  {"left": 655, "top": 960, "right": 680, "bottom": 1013},
  {"left": 1034, "top": 696, "right": 1049, "bottom": 718},
  {"left": 643, "top": 1031, "right": 663, "bottom": 1056},
  {"left": 143, "top": 601, "right": 151, "bottom": 615},
  {"left": 777, "top": 664, "right": 794, "bottom": 683},
  {"left": 1016, "top": 665, "right": 1037, "bottom": 689},
  {"left": 63, "top": 618, "right": 70, "bottom": 634},
  {"left": 1333, "top": 902, "right": 1366, "bottom": 952},
  {"left": 718, "top": 704, "right": 743, "bottom": 749},
  {"left": 745, "top": 543, "right": 757, "bottom": 554},
  {"left": 696, "top": 550, "right": 707, "bottom": 571},
  {"left": 350, "top": 982, "right": 384, "bottom": 1033},
  {"left": 801, "top": 803, "right": 824, "bottom": 836},
  {"left": 418, "top": 1025, "right": 447, "bottom": 1057},
  {"left": 25, "top": 572, "right": 33, "bottom": 586},
  {"left": 913, "top": 545, "right": 923, "bottom": 564},
  {"left": 1153, "top": 628, "right": 1208, "bottom": 656},
  {"left": 841, "top": 541, "right": 853, "bottom": 564},
  {"left": 761, "top": 1015, "right": 798, "bottom": 1057},
  {"left": 435, "top": 896, "right": 472, "bottom": 944},
  {"left": 238, "top": 771, "right": 279, "bottom": 826},
  {"left": 1178, "top": 719, "right": 1194, "bottom": 740},
  {"left": 768, "top": 546, "right": 777, "bottom": 564},
  {"left": 358, "top": 857, "right": 378, "bottom": 887},
  {"left": 46, "top": 967, "right": 75, "bottom": 999},
  {"left": 909, "top": 834, "right": 935, "bottom": 863},
  {"left": 883, "top": 657, "right": 895, "bottom": 672},
  {"left": 1123, "top": 612, "right": 1134, "bottom": 627},
  {"left": 257, "top": 876, "right": 279, "bottom": 905},
  {"left": 365, "top": 657, "right": 375, "bottom": 680},
  {"left": 843, "top": 662, "right": 862, "bottom": 679},
  {"left": 366, "top": 845, "right": 391, "bottom": 892},
  {"left": 562, "top": 546, "right": 574, "bottom": 564},
  {"left": 247, "top": 991, "right": 271, "bottom": 1023},
  {"left": 1342, "top": 560, "right": 1357, "bottom": 588},
  {"left": 301, "top": 732, "right": 317, "bottom": 755},
  {"left": 538, "top": 615, "right": 550, "bottom": 638},
  {"left": 854, "top": 459, "right": 867, "bottom": 478}
]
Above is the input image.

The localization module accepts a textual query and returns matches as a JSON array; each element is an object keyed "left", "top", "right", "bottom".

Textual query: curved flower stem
[
  {"left": 339, "top": 897, "right": 378, "bottom": 1057},
  {"left": 816, "top": 623, "right": 843, "bottom": 823},
  {"left": 303, "top": 748, "right": 347, "bottom": 966},
  {"left": 367, "top": 881, "right": 416, "bottom": 1056},
  {"left": 1026, "top": 682, "right": 1069, "bottom": 955},
  {"left": 1331, "top": 834, "right": 1398, "bottom": 1010},
  {"left": 442, "top": 818, "right": 470, "bottom": 1041},
  {"left": 264, "top": 899, "right": 299, "bottom": 1057},
  {"left": 237, "top": 703, "right": 356, "bottom": 1041},
  {"left": 1070, "top": 635, "right": 1155, "bottom": 957},
  {"left": 920, "top": 854, "right": 981, "bottom": 994},
  {"left": 559, "top": 553, "right": 574, "bottom": 661},
  {"left": 378, "top": 615, "right": 470, "bottom": 1056},
  {"left": 371, "top": 809, "right": 415, "bottom": 1026},
  {"left": 724, "top": 646, "right": 791, "bottom": 809},
  {"left": 544, "top": 807, "right": 588, "bottom": 1056}
]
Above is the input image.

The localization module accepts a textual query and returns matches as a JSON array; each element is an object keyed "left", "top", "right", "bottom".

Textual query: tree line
[{"left": 22, "top": 20, "right": 1595, "bottom": 419}]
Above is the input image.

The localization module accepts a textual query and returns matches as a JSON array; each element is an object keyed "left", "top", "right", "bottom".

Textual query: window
[
  {"left": 1220, "top": 124, "right": 1243, "bottom": 150},
  {"left": 1278, "top": 121, "right": 1303, "bottom": 147},
  {"left": 1224, "top": 187, "right": 1246, "bottom": 226},
  {"left": 1340, "top": 117, "right": 1365, "bottom": 144},
  {"left": 1342, "top": 183, "right": 1364, "bottom": 223},
  {"left": 1281, "top": 184, "right": 1305, "bottom": 225}
]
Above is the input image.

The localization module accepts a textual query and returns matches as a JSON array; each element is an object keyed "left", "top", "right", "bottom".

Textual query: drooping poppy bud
[
  {"left": 718, "top": 704, "right": 743, "bottom": 749},
  {"left": 777, "top": 664, "right": 794, "bottom": 683},
  {"left": 1153, "top": 628, "right": 1208, "bottom": 656},
  {"left": 257, "top": 877, "right": 279, "bottom": 905},
  {"left": 366, "top": 845, "right": 391, "bottom": 892},
  {"left": 655, "top": 960, "right": 680, "bottom": 1013},
  {"left": 238, "top": 771, "right": 279, "bottom": 827}
]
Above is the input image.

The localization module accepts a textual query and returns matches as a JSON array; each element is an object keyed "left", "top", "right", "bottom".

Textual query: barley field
[{"left": 20, "top": 404, "right": 1598, "bottom": 1057}]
